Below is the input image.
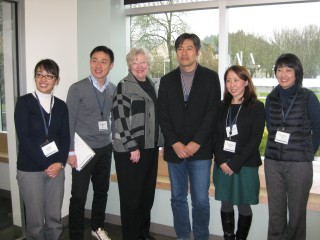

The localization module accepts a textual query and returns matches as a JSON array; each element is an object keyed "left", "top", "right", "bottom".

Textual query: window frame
[
  {"left": 125, "top": 0, "right": 320, "bottom": 82},
  {"left": 121, "top": 0, "right": 320, "bottom": 211}
]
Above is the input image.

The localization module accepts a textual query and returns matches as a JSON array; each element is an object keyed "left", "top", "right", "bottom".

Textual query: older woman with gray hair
[{"left": 112, "top": 47, "right": 161, "bottom": 240}]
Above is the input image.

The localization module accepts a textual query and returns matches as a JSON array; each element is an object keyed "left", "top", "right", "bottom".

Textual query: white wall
[
  {"left": 77, "top": 0, "right": 128, "bottom": 85},
  {"left": 77, "top": 0, "right": 111, "bottom": 81},
  {"left": 23, "top": 0, "right": 78, "bottom": 218},
  {"left": 76, "top": 0, "right": 128, "bottom": 214},
  {"left": 6, "top": 0, "right": 78, "bottom": 227}
]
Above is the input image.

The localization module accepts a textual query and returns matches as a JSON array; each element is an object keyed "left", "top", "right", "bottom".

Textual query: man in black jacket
[{"left": 158, "top": 33, "right": 221, "bottom": 239}]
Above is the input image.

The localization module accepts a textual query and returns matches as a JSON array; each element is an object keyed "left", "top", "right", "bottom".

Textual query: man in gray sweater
[{"left": 67, "top": 46, "right": 116, "bottom": 240}]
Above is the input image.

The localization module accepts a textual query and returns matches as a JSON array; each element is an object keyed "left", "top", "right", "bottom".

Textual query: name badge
[
  {"left": 41, "top": 141, "right": 59, "bottom": 157},
  {"left": 275, "top": 130, "right": 290, "bottom": 145},
  {"left": 98, "top": 121, "right": 108, "bottom": 131},
  {"left": 226, "top": 124, "right": 238, "bottom": 137},
  {"left": 223, "top": 140, "right": 236, "bottom": 153}
]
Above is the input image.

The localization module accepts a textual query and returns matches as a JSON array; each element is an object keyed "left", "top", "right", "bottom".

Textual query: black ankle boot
[
  {"left": 221, "top": 211, "right": 235, "bottom": 240},
  {"left": 235, "top": 214, "right": 252, "bottom": 240}
]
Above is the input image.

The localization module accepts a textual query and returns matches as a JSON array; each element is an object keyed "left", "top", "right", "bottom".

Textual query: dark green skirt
[{"left": 213, "top": 164, "right": 260, "bottom": 205}]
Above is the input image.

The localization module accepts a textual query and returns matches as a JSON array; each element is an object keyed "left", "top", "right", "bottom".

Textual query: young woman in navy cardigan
[
  {"left": 213, "top": 65, "right": 265, "bottom": 240},
  {"left": 14, "top": 59, "right": 70, "bottom": 240}
]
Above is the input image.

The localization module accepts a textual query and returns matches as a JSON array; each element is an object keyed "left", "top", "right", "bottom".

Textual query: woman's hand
[
  {"left": 130, "top": 149, "right": 140, "bottom": 163},
  {"left": 220, "top": 162, "right": 234, "bottom": 176},
  {"left": 45, "top": 162, "right": 63, "bottom": 178}
]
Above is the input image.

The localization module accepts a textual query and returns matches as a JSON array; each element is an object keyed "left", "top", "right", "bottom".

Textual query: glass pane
[
  {"left": 130, "top": 8, "right": 218, "bottom": 77},
  {"left": 128, "top": 0, "right": 211, "bottom": 8},
  {"left": 0, "top": 1, "right": 23, "bottom": 239},
  {"left": 0, "top": 3, "right": 4, "bottom": 132},
  {"left": 228, "top": 2, "right": 320, "bottom": 157}
]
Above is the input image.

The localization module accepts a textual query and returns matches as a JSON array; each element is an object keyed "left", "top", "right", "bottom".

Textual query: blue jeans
[{"left": 168, "top": 159, "right": 212, "bottom": 240}]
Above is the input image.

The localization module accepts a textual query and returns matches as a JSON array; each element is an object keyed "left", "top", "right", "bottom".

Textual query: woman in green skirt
[{"left": 213, "top": 65, "right": 265, "bottom": 240}]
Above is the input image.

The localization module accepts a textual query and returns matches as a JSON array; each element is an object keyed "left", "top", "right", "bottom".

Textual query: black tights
[{"left": 221, "top": 201, "right": 252, "bottom": 216}]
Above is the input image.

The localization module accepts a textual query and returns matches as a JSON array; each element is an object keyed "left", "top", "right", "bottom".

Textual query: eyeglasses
[
  {"left": 131, "top": 61, "right": 148, "bottom": 67},
  {"left": 35, "top": 73, "right": 56, "bottom": 80}
]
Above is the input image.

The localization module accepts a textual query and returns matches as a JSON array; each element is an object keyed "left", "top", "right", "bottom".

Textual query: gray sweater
[
  {"left": 67, "top": 77, "right": 116, "bottom": 150},
  {"left": 112, "top": 72, "right": 162, "bottom": 152}
]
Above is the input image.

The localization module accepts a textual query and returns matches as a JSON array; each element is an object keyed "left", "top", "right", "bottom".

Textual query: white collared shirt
[{"left": 89, "top": 75, "right": 109, "bottom": 93}]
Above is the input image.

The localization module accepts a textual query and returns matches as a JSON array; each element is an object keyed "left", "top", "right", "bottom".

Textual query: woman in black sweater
[
  {"left": 213, "top": 65, "right": 265, "bottom": 240},
  {"left": 264, "top": 53, "right": 320, "bottom": 240},
  {"left": 14, "top": 59, "right": 70, "bottom": 240}
]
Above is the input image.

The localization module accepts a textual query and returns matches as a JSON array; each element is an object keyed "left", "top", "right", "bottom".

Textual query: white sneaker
[{"left": 91, "top": 228, "right": 111, "bottom": 240}]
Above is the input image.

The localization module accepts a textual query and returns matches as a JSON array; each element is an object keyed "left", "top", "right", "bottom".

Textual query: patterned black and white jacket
[{"left": 112, "top": 71, "right": 162, "bottom": 152}]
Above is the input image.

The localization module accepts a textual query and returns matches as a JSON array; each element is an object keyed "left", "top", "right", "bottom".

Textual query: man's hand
[
  {"left": 67, "top": 155, "right": 78, "bottom": 169},
  {"left": 185, "top": 141, "right": 200, "bottom": 156},
  {"left": 172, "top": 142, "right": 190, "bottom": 159}
]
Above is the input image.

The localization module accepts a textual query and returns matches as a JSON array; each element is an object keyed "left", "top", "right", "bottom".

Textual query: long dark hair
[{"left": 223, "top": 65, "right": 257, "bottom": 107}]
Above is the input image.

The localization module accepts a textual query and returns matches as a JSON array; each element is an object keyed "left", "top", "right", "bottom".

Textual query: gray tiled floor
[
  {"left": 0, "top": 196, "right": 221, "bottom": 240},
  {"left": 0, "top": 195, "right": 175, "bottom": 240},
  {"left": 60, "top": 219, "right": 176, "bottom": 240}
]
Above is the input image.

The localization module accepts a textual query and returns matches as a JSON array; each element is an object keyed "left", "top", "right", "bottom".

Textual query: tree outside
[
  {"left": 130, "top": 4, "right": 320, "bottom": 80},
  {"left": 129, "top": 4, "right": 320, "bottom": 157}
]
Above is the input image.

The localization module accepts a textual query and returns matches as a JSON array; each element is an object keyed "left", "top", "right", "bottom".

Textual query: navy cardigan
[{"left": 14, "top": 93, "right": 70, "bottom": 172}]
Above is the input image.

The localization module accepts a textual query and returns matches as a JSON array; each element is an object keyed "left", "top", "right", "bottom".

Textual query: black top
[
  {"left": 158, "top": 64, "right": 221, "bottom": 163},
  {"left": 137, "top": 78, "right": 159, "bottom": 143},
  {"left": 213, "top": 100, "right": 265, "bottom": 173},
  {"left": 266, "top": 84, "right": 320, "bottom": 154}
]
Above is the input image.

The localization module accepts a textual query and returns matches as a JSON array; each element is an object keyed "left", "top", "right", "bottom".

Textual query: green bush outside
[{"left": 259, "top": 127, "right": 268, "bottom": 156}]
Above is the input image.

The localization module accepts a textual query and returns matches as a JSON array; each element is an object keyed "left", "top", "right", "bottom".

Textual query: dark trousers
[
  {"left": 69, "top": 144, "right": 112, "bottom": 240},
  {"left": 265, "top": 159, "right": 313, "bottom": 240},
  {"left": 114, "top": 148, "right": 159, "bottom": 240}
]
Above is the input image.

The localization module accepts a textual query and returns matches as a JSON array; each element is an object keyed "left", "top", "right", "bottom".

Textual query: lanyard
[
  {"left": 89, "top": 76, "right": 107, "bottom": 120},
  {"left": 281, "top": 92, "right": 298, "bottom": 128},
  {"left": 35, "top": 92, "right": 53, "bottom": 141},
  {"left": 180, "top": 74, "right": 191, "bottom": 103},
  {"left": 225, "top": 105, "right": 242, "bottom": 138}
]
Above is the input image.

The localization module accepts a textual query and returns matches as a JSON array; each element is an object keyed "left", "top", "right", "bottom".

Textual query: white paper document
[{"left": 74, "top": 132, "right": 95, "bottom": 171}]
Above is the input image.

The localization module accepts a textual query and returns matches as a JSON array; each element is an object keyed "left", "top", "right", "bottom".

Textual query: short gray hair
[{"left": 126, "top": 47, "right": 152, "bottom": 69}]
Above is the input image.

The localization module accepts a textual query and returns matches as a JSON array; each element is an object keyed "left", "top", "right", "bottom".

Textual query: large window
[
  {"left": 228, "top": 2, "right": 320, "bottom": 156},
  {"left": 130, "top": 8, "right": 218, "bottom": 77},
  {"left": 122, "top": 2, "right": 320, "bottom": 213},
  {"left": 127, "top": 0, "right": 320, "bottom": 77},
  {"left": 127, "top": 0, "right": 320, "bottom": 157},
  {"left": 228, "top": 2, "right": 320, "bottom": 82}
]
